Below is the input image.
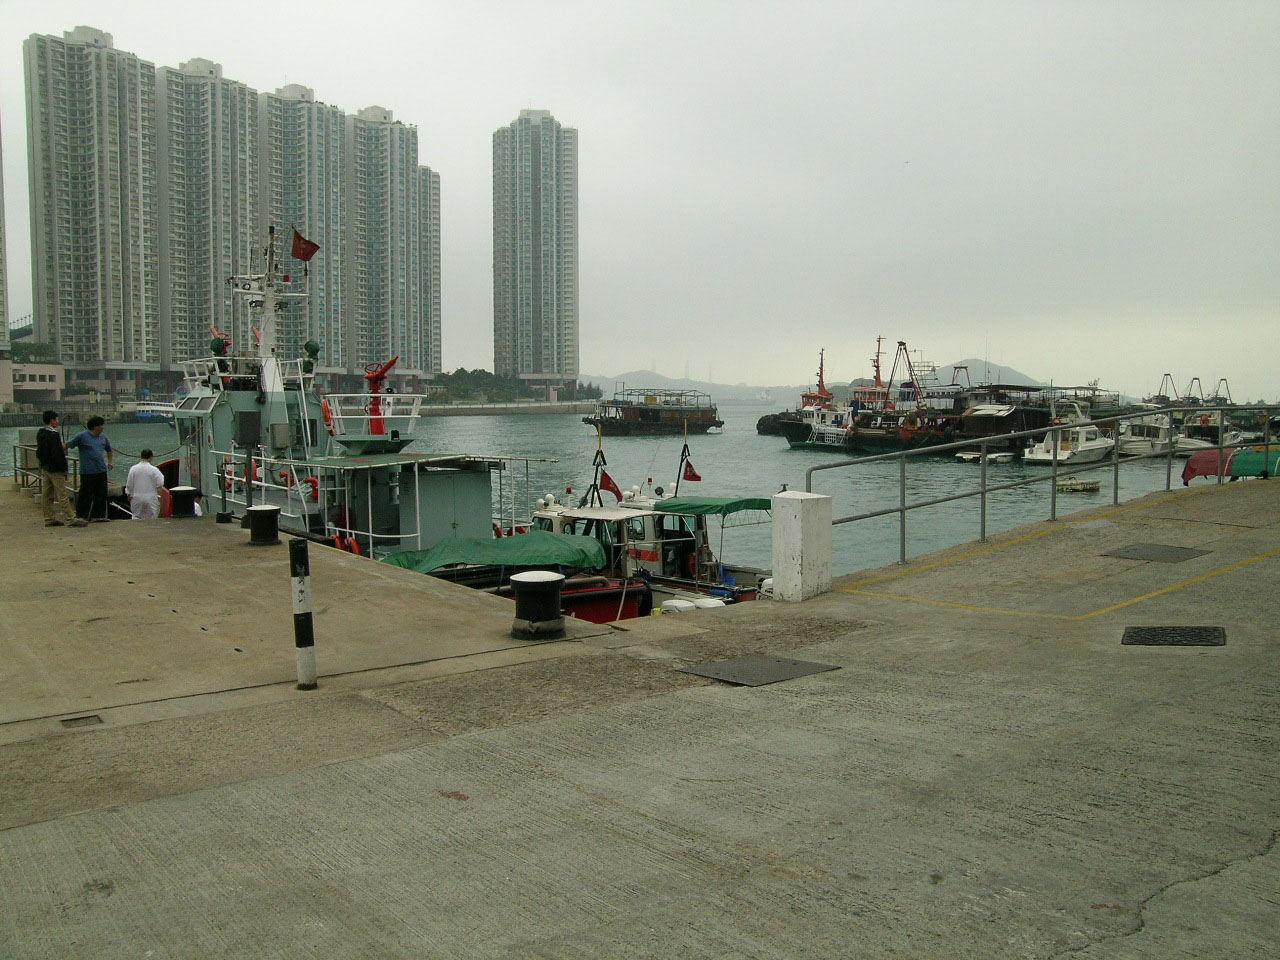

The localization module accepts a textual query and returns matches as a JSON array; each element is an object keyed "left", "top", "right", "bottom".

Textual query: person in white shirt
[{"left": 125, "top": 449, "right": 166, "bottom": 519}]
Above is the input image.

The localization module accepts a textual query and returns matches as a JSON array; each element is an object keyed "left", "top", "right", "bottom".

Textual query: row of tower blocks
[{"left": 20, "top": 26, "right": 579, "bottom": 393}]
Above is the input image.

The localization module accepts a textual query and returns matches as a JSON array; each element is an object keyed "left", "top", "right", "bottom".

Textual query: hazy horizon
[{"left": 2, "top": 2, "right": 1276, "bottom": 399}]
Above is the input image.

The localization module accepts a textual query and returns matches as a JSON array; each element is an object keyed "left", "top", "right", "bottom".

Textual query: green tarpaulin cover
[
  {"left": 651, "top": 496, "right": 772, "bottom": 516},
  {"left": 381, "top": 531, "right": 607, "bottom": 574}
]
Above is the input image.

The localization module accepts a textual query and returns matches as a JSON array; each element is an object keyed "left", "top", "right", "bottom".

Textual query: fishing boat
[
  {"left": 530, "top": 430, "right": 771, "bottom": 604},
  {"left": 761, "top": 350, "right": 840, "bottom": 438},
  {"left": 784, "top": 340, "right": 958, "bottom": 455},
  {"left": 381, "top": 531, "right": 654, "bottom": 623},
  {"left": 1022, "top": 402, "right": 1115, "bottom": 465},
  {"left": 159, "top": 227, "right": 539, "bottom": 560},
  {"left": 583, "top": 388, "right": 723, "bottom": 436}
]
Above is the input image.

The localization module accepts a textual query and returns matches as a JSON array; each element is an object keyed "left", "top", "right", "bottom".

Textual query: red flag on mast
[
  {"left": 291, "top": 228, "right": 320, "bottom": 262},
  {"left": 599, "top": 470, "right": 623, "bottom": 502},
  {"left": 682, "top": 460, "right": 701, "bottom": 482}
]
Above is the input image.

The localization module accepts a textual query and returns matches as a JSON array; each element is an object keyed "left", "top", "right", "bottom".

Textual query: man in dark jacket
[{"left": 36, "top": 411, "right": 84, "bottom": 527}]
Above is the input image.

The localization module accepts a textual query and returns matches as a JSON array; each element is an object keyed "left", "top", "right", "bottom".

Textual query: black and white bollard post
[{"left": 289, "top": 538, "right": 317, "bottom": 690}]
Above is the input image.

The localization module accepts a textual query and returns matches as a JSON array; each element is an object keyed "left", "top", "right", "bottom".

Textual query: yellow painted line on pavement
[
  {"left": 844, "top": 546, "right": 1280, "bottom": 621},
  {"left": 1076, "top": 547, "right": 1280, "bottom": 619}
]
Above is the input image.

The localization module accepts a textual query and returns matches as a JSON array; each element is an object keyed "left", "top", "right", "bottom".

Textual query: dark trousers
[{"left": 76, "top": 472, "right": 109, "bottom": 520}]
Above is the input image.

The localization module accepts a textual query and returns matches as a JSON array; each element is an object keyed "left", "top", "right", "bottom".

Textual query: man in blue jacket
[
  {"left": 36, "top": 410, "right": 83, "bottom": 527},
  {"left": 67, "top": 416, "right": 114, "bottom": 522}
]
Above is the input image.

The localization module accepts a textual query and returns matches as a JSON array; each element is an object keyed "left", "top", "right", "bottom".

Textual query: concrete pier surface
[{"left": 1, "top": 478, "right": 1277, "bottom": 958}]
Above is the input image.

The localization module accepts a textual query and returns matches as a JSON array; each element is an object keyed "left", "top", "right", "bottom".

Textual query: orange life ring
[
  {"left": 1199, "top": 415, "right": 1210, "bottom": 427},
  {"left": 221, "top": 457, "right": 235, "bottom": 491},
  {"left": 493, "top": 522, "right": 503, "bottom": 538},
  {"left": 345, "top": 537, "right": 361, "bottom": 556},
  {"left": 321, "top": 399, "right": 336, "bottom": 436},
  {"left": 686, "top": 553, "right": 698, "bottom": 578}
]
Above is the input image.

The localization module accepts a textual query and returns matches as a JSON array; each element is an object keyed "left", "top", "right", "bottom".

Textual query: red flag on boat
[
  {"left": 682, "top": 460, "right": 702, "bottom": 482},
  {"left": 599, "top": 470, "right": 623, "bottom": 501},
  {"left": 291, "top": 228, "right": 320, "bottom": 262}
]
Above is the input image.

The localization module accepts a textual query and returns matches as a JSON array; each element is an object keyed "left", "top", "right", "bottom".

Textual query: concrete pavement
[{"left": 1, "top": 477, "right": 1277, "bottom": 957}]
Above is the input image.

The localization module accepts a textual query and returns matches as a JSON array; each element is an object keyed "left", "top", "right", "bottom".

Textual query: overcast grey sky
[{"left": 2, "top": 1, "right": 1277, "bottom": 398}]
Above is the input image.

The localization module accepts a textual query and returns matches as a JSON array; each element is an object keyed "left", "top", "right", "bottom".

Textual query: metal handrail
[{"left": 805, "top": 403, "right": 1278, "bottom": 565}]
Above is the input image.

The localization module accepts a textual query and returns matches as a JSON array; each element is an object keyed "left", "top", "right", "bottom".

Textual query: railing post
[
  {"left": 1112, "top": 418, "right": 1121, "bottom": 505},
  {"left": 979, "top": 440, "right": 988, "bottom": 542},
  {"left": 898, "top": 455, "right": 908, "bottom": 564},
  {"left": 290, "top": 538, "right": 318, "bottom": 690},
  {"left": 1049, "top": 428, "right": 1059, "bottom": 521}
]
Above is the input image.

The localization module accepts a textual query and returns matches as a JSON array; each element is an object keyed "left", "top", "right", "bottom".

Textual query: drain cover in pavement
[
  {"left": 1122, "top": 626, "right": 1226, "bottom": 646},
  {"left": 1103, "top": 543, "right": 1210, "bottom": 563},
  {"left": 677, "top": 654, "right": 841, "bottom": 686}
]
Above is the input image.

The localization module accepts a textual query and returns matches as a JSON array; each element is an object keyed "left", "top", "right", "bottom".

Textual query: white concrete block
[{"left": 770, "top": 491, "right": 832, "bottom": 601}]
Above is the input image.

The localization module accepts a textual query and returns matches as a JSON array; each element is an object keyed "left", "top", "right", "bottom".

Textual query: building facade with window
[
  {"left": 492, "top": 109, "right": 578, "bottom": 385},
  {"left": 25, "top": 27, "right": 160, "bottom": 391},
  {"left": 24, "top": 28, "right": 443, "bottom": 392},
  {"left": 157, "top": 59, "right": 260, "bottom": 367}
]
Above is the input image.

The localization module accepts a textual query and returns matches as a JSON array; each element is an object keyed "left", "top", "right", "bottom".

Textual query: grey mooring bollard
[
  {"left": 289, "top": 538, "right": 317, "bottom": 690},
  {"left": 509, "top": 571, "right": 566, "bottom": 640}
]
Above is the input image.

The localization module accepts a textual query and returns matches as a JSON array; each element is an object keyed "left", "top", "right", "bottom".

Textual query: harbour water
[{"left": 0, "top": 399, "right": 1186, "bottom": 576}]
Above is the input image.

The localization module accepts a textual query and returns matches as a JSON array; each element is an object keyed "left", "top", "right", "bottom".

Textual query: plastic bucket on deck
[{"left": 510, "top": 571, "right": 565, "bottom": 639}]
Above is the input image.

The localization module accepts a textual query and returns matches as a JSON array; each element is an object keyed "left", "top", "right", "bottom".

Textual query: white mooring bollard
[{"left": 770, "top": 490, "right": 832, "bottom": 601}]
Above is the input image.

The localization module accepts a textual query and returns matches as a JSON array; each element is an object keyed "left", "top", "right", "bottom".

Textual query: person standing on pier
[
  {"left": 36, "top": 411, "right": 83, "bottom": 527},
  {"left": 67, "top": 416, "right": 114, "bottom": 523},
  {"left": 125, "top": 449, "right": 165, "bottom": 520}
]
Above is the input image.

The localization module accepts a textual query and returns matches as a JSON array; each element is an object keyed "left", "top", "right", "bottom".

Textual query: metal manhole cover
[
  {"left": 1122, "top": 626, "right": 1226, "bottom": 646},
  {"left": 1103, "top": 543, "right": 1210, "bottom": 563},
  {"left": 677, "top": 654, "right": 841, "bottom": 686}
]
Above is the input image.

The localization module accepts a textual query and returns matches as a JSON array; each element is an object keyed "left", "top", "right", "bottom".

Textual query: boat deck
[{"left": 2, "top": 478, "right": 1278, "bottom": 957}]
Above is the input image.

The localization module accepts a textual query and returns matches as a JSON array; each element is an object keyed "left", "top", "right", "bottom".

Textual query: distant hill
[
  {"left": 581, "top": 370, "right": 807, "bottom": 402},
  {"left": 580, "top": 360, "right": 1049, "bottom": 404},
  {"left": 934, "top": 360, "right": 1047, "bottom": 388}
]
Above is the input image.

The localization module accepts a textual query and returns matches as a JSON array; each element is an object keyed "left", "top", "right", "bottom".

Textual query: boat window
[
  {"left": 532, "top": 517, "right": 553, "bottom": 532},
  {"left": 659, "top": 514, "right": 695, "bottom": 540},
  {"left": 627, "top": 516, "right": 647, "bottom": 542}
]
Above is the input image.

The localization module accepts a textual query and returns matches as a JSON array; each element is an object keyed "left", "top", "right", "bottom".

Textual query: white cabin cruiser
[
  {"left": 1117, "top": 413, "right": 1175, "bottom": 456},
  {"left": 1023, "top": 403, "right": 1115, "bottom": 465}
]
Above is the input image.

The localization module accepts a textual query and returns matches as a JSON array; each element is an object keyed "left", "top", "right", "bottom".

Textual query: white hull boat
[{"left": 1117, "top": 414, "right": 1175, "bottom": 456}]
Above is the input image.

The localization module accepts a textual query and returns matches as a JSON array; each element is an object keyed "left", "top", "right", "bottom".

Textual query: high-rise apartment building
[
  {"left": 259, "top": 84, "right": 347, "bottom": 371},
  {"left": 492, "top": 109, "right": 578, "bottom": 384},
  {"left": 345, "top": 107, "right": 441, "bottom": 380},
  {"left": 157, "top": 59, "right": 259, "bottom": 365},
  {"left": 24, "top": 28, "right": 443, "bottom": 390},
  {"left": 25, "top": 27, "right": 160, "bottom": 391},
  {"left": 0, "top": 114, "right": 9, "bottom": 350}
]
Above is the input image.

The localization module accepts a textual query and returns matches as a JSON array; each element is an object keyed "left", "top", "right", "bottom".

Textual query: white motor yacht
[
  {"left": 1024, "top": 403, "right": 1115, "bottom": 465},
  {"left": 1117, "top": 414, "right": 1175, "bottom": 456}
]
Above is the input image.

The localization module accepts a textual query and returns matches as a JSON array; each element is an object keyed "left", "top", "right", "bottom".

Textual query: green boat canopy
[
  {"left": 651, "top": 496, "right": 772, "bottom": 516},
  {"left": 381, "top": 531, "right": 607, "bottom": 574}
]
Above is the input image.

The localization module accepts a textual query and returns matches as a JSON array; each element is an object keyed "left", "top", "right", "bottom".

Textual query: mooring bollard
[
  {"left": 247, "top": 504, "right": 281, "bottom": 545},
  {"left": 290, "top": 538, "right": 317, "bottom": 690},
  {"left": 169, "top": 485, "right": 198, "bottom": 518},
  {"left": 509, "top": 570, "right": 566, "bottom": 639}
]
